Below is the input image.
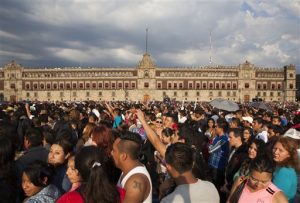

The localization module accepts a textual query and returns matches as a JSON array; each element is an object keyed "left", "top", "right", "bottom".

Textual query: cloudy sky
[{"left": 0, "top": 0, "right": 299, "bottom": 72}]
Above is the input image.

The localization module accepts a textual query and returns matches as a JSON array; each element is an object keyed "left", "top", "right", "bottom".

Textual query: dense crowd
[{"left": 0, "top": 100, "right": 299, "bottom": 203}]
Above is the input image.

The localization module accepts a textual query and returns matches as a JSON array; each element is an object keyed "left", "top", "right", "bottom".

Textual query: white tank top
[{"left": 117, "top": 166, "right": 152, "bottom": 203}]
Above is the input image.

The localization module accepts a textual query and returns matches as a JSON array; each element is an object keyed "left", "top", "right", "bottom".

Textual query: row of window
[
  {"left": 24, "top": 82, "right": 136, "bottom": 90},
  {"left": 155, "top": 82, "right": 238, "bottom": 89},
  {"left": 159, "top": 72, "right": 237, "bottom": 77},
  {"left": 26, "top": 91, "right": 129, "bottom": 98},
  {"left": 22, "top": 71, "right": 134, "bottom": 78}
]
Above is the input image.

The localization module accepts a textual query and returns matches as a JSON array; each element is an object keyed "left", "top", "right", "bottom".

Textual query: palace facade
[{"left": 0, "top": 53, "right": 296, "bottom": 102}]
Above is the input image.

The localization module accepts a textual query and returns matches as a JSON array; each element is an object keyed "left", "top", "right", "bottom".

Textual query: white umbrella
[{"left": 210, "top": 98, "right": 239, "bottom": 112}]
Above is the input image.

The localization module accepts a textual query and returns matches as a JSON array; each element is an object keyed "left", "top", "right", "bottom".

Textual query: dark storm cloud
[{"left": 0, "top": 0, "right": 299, "bottom": 73}]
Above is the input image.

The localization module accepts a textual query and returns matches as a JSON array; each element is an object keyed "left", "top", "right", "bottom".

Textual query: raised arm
[{"left": 136, "top": 109, "right": 167, "bottom": 158}]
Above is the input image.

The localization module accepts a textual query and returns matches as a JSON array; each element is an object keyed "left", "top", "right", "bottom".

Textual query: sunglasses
[{"left": 156, "top": 120, "right": 163, "bottom": 124}]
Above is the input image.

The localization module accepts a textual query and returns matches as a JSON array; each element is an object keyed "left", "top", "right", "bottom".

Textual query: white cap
[
  {"left": 283, "top": 128, "right": 300, "bottom": 140},
  {"left": 92, "top": 109, "right": 100, "bottom": 118},
  {"left": 242, "top": 116, "right": 253, "bottom": 124}
]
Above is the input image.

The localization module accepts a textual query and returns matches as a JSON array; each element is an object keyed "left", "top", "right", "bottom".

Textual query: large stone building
[{"left": 0, "top": 53, "right": 296, "bottom": 102}]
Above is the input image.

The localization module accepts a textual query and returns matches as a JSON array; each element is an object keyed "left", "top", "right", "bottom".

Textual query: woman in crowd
[
  {"left": 204, "top": 118, "right": 216, "bottom": 143},
  {"left": 154, "top": 117, "right": 164, "bottom": 140},
  {"left": 233, "top": 138, "right": 266, "bottom": 181},
  {"left": 242, "top": 127, "right": 254, "bottom": 146},
  {"left": 0, "top": 136, "right": 16, "bottom": 202},
  {"left": 48, "top": 139, "right": 73, "bottom": 193},
  {"left": 272, "top": 137, "right": 298, "bottom": 203},
  {"left": 22, "top": 161, "right": 60, "bottom": 203},
  {"left": 227, "top": 155, "right": 288, "bottom": 203},
  {"left": 66, "top": 154, "right": 81, "bottom": 192},
  {"left": 76, "top": 122, "right": 96, "bottom": 150},
  {"left": 56, "top": 146, "right": 122, "bottom": 203},
  {"left": 91, "top": 125, "right": 121, "bottom": 184}
]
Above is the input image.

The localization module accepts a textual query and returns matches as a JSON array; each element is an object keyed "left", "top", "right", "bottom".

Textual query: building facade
[{"left": 0, "top": 53, "right": 296, "bottom": 102}]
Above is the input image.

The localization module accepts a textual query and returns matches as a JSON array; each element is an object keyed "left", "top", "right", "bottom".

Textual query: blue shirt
[
  {"left": 273, "top": 167, "right": 297, "bottom": 203},
  {"left": 113, "top": 116, "right": 122, "bottom": 128},
  {"left": 208, "top": 134, "right": 229, "bottom": 170}
]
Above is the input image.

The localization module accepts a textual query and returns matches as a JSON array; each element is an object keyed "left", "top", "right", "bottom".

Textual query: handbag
[{"left": 229, "top": 178, "right": 247, "bottom": 203}]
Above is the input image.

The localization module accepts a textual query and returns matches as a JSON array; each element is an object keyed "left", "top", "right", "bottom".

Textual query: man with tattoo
[
  {"left": 111, "top": 131, "right": 152, "bottom": 203},
  {"left": 161, "top": 143, "right": 220, "bottom": 203}
]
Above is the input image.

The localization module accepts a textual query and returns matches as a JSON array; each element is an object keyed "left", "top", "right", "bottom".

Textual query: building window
[
  {"left": 26, "top": 92, "right": 30, "bottom": 97},
  {"left": 47, "top": 92, "right": 51, "bottom": 97},
  {"left": 118, "top": 83, "right": 122, "bottom": 89},
  {"left": 174, "top": 92, "right": 177, "bottom": 97},
  {"left": 112, "top": 92, "right": 115, "bottom": 97},
  {"left": 277, "top": 92, "right": 281, "bottom": 96},
  {"left": 221, "top": 83, "right": 225, "bottom": 89},
  {"left": 233, "top": 83, "right": 237, "bottom": 89},
  {"left": 25, "top": 84, "right": 30, "bottom": 90},
  {"left": 196, "top": 92, "right": 200, "bottom": 96},
  {"left": 66, "top": 84, "right": 70, "bottom": 89},
  {"left": 216, "top": 83, "right": 220, "bottom": 89},
  {"left": 131, "top": 83, "right": 136, "bottom": 88},
  {"left": 59, "top": 83, "right": 64, "bottom": 89},
  {"left": 233, "top": 92, "right": 236, "bottom": 97},
  {"left": 111, "top": 83, "right": 116, "bottom": 89},
  {"left": 34, "top": 92, "right": 38, "bottom": 97},
  {"left": 98, "top": 83, "right": 102, "bottom": 88},
  {"left": 86, "top": 83, "right": 90, "bottom": 89},
  {"left": 73, "top": 92, "right": 77, "bottom": 97},
  {"left": 203, "top": 83, "right": 207, "bottom": 89},
  {"left": 271, "top": 84, "right": 275, "bottom": 90},
  {"left": 289, "top": 84, "right": 293, "bottom": 89},
  {"left": 174, "top": 83, "right": 177, "bottom": 89},
  {"left": 86, "top": 92, "right": 90, "bottom": 97},
  {"left": 163, "top": 92, "right": 166, "bottom": 97},
  {"left": 227, "top": 91, "right": 230, "bottom": 96},
  {"left": 105, "top": 83, "right": 109, "bottom": 88},
  {"left": 144, "top": 82, "right": 149, "bottom": 88},
  {"left": 47, "top": 84, "right": 51, "bottom": 89},
  {"left": 227, "top": 84, "right": 231, "bottom": 89},
  {"left": 53, "top": 84, "right": 57, "bottom": 89},
  {"left": 157, "top": 83, "right": 161, "bottom": 89},
  {"left": 196, "top": 83, "right": 200, "bottom": 89},
  {"left": 99, "top": 92, "right": 102, "bottom": 96},
  {"left": 33, "top": 84, "right": 38, "bottom": 89},
  {"left": 185, "top": 92, "right": 188, "bottom": 96},
  {"left": 60, "top": 92, "right": 64, "bottom": 97},
  {"left": 10, "top": 83, "right": 15, "bottom": 89},
  {"left": 125, "top": 83, "right": 129, "bottom": 89},
  {"left": 290, "top": 73, "right": 293, "bottom": 78},
  {"left": 79, "top": 83, "right": 83, "bottom": 89},
  {"left": 245, "top": 83, "right": 250, "bottom": 89},
  {"left": 257, "top": 84, "right": 261, "bottom": 89},
  {"left": 263, "top": 84, "right": 267, "bottom": 89},
  {"left": 168, "top": 83, "right": 172, "bottom": 89},
  {"left": 277, "top": 84, "right": 281, "bottom": 89},
  {"left": 209, "top": 91, "right": 213, "bottom": 97},
  {"left": 270, "top": 92, "right": 274, "bottom": 97},
  {"left": 72, "top": 83, "right": 77, "bottom": 89},
  {"left": 189, "top": 83, "right": 193, "bottom": 89},
  {"left": 209, "top": 83, "right": 213, "bottom": 89},
  {"left": 218, "top": 91, "right": 222, "bottom": 97},
  {"left": 257, "top": 92, "right": 261, "bottom": 97},
  {"left": 263, "top": 92, "right": 266, "bottom": 97},
  {"left": 92, "top": 83, "right": 97, "bottom": 88}
]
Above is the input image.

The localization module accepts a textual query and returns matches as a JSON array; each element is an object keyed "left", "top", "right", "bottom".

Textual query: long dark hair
[{"left": 75, "top": 146, "right": 119, "bottom": 203}]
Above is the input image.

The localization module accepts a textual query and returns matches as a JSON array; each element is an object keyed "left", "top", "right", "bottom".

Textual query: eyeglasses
[
  {"left": 249, "top": 175, "right": 271, "bottom": 185},
  {"left": 156, "top": 121, "right": 163, "bottom": 124}
]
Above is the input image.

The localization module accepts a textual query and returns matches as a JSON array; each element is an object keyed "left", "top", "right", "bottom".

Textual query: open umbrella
[
  {"left": 209, "top": 98, "right": 239, "bottom": 112},
  {"left": 250, "top": 102, "right": 272, "bottom": 111}
]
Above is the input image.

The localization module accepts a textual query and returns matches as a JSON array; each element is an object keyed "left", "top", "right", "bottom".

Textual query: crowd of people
[{"left": 0, "top": 99, "right": 299, "bottom": 203}]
